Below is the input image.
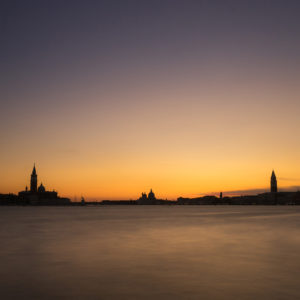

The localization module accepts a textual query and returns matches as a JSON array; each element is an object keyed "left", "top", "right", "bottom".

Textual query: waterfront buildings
[{"left": 18, "top": 165, "right": 70, "bottom": 205}]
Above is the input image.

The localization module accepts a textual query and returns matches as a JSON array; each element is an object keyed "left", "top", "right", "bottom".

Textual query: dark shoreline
[{"left": 1, "top": 191, "right": 300, "bottom": 206}]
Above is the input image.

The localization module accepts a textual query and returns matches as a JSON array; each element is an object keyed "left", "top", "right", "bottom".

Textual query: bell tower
[
  {"left": 270, "top": 170, "right": 277, "bottom": 193},
  {"left": 30, "top": 164, "right": 38, "bottom": 192}
]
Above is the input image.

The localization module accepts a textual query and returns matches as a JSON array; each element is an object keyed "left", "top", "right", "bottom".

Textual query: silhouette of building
[
  {"left": 18, "top": 165, "right": 70, "bottom": 205},
  {"left": 148, "top": 189, "right": 156, "bottom": 201},
  {"left": 38, "top": 182, "right": 46, "bottom": 193},
  {"left": 271, "top": 170, "right": 278, "bottom": 193},
  {"left": 138, "top": 189, "right": 157, "bottom": 204},
  {"left": 31, "top": 164, "right": 37, "bottom": 192}
]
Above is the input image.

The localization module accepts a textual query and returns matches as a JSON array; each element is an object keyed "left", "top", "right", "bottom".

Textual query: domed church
[
  {"left": 138, "top": 189, "right": 157, "bottom": 204},
  {"left": 18, "top": 165, "right": 70, "bottom": 205}
]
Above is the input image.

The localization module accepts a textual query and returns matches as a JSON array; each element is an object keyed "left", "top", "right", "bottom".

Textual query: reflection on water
[{"left": 0, "top": 206, "right": 300, "bottom": 299}]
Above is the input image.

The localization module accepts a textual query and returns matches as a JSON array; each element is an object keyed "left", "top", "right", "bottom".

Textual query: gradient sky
[{"left": 1, "top": 0, "right": 300, "bottom": 200}]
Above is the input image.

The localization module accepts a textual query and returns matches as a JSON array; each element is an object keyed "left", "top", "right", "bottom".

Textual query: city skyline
[
  {"left": 2, "top": 165, "right": 300, "bottom": 205},
  {"left": 2, "top": 163, "right": 300, "bottom": 201},
  {"left": 2, "top": 2, "right": 300, "bottom": 300},
  {"left": 1, "top": 1, "right": 300, "bottom": 200}
]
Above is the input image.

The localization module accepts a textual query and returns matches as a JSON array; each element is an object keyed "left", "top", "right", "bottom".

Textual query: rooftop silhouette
[
  {"left": 17, "top": 165, "right": 70, "bottom": 205},
  {"left": 1, "top": 169, "right": 300, "bottom": 206}
]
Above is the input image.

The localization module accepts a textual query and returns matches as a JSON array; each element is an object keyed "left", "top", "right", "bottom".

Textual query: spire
[
  {"left": 32, "top": 163, "right": 37, "bottom": 176},
  {"left": 271, "top": 170, "right": 278, "bottom": 193},
  {"left": 30, "top": 163, "right": 38, "bottom": 192}
]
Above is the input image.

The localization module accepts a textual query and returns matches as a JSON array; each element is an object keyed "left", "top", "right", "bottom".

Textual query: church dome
[
  {"left": 148, "top": 189, "right": 155, "bottom": 200},
  {"left": 38, "top": 183, "right": 46, "bottom": 193}
]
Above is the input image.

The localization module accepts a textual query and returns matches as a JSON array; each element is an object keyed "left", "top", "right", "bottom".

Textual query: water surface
[{"left": 0, "top": 206, "right": 300, "bottom": 299}]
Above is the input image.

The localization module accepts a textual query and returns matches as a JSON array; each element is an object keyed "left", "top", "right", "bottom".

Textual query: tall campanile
[
  {"left": 30, "top": 164, "right": 38, "bottom": 192},
  {"left": 270, "top": 170, "right": 278, "bottom": 193}
]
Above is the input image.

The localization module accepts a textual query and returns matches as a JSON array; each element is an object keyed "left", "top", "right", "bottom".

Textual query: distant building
[
  {"left": 271, "top": 170, "right": 278, "bottom": 193},
  {"left": 138, "top": 189, "right": 157, "bottom": 204},
  {"left": 148, "top": 189, "right": 156, "bottom": 201},
  {"left": 31, "top": 164, "right": 37, "bottom": 192},
  {"left": 18, "top": 165, "right": 70, "bottom": 205}
]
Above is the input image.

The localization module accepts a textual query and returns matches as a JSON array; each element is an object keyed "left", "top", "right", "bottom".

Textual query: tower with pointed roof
[
  {"left": 270, "top": 170, "right": 277, "bottom": 193},
  {"left": 30, "top": 164, "right": 38, "bottom": 192},
  {"left": 18, "top": 164, "right": 70, "bottom": 204}
]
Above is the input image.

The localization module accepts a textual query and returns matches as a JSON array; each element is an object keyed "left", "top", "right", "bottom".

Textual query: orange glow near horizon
[
  {"left": 1, "top": 75, "right": 300, "bottom": 200},
  {"left": 1, "top": 1, "right": 300, "bottom": 200},
  {"left": 1, "top": 166, "right": 300, "bottom": 201}
]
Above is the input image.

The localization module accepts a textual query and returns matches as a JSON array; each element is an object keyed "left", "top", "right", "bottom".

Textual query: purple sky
[{"left": 1, "top": 0, "right": 300, "bottom": 199}]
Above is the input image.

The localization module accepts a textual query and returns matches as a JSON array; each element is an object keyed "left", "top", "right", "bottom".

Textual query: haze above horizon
[{"left": 1, "top": 0, "right": 300, "bottom": 200}]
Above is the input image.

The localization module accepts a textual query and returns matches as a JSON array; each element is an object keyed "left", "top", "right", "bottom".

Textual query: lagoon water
[{"left": 0, "top": 206, "right": 300, "bottom": 300}]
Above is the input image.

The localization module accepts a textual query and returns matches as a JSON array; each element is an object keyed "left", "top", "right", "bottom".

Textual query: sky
[{"left": 1, "top": 0, "right": 300, "bottom": 200}]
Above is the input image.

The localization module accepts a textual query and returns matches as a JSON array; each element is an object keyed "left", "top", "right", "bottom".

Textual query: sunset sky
[{"left": 1, "top": 0, "right": 300, "bottom": 200}]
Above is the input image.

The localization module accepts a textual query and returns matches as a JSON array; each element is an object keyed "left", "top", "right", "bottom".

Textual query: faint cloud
[
  {"left": 208, "top": 188, "right": 269, "bottom": 197},
  {"left": 202, "top": 185, "right": 300, "bottom": 197},
  {"left": 281, "top": 185, "right": 300, "bottom": 191},
  {"left": 222, "top": 188, "right": 269, "bottom": 196},
  {"left": 278, "top": 177, "right": 300, "bottom": 182}
]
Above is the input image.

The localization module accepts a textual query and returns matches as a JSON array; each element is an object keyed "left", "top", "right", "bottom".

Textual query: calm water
[{"left": 0, "top": 206, "right": 300, "bottom": 300}]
